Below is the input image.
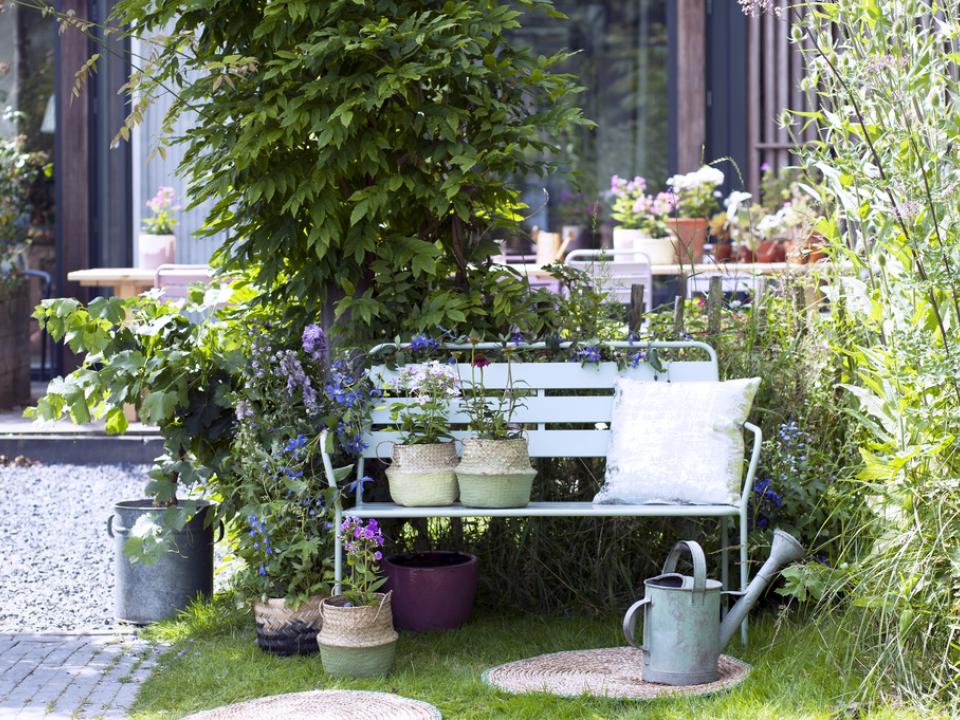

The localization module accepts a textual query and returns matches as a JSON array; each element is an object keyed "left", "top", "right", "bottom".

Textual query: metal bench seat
[{"left": 322, "top": 340, "right": 760, "bottom": 644}]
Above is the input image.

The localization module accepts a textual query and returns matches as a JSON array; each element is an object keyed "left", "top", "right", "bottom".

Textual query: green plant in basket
[
  {"left": 460, "top": 347, "right": 523, "bottom": 440},
  {"left": 386, "top": 361, "right": 460, "bottom": 445}
]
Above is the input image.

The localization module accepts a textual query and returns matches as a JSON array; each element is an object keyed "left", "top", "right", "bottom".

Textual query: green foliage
[
  {"left": 29, "top": 289, "right": 245, "bottom": 504},
  {"left": 786, "top": 0, "right": 960, "bottom": 707},
  {"left": 0, "top": 127, "right": 49, "bottom": 292},
  {"left": 113, "top": 0, "right": 587, "bottom": 339}
]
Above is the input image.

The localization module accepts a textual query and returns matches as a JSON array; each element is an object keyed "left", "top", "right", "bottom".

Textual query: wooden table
[{"left": 67, "top": 268, "right": 157, "bottom": 298}]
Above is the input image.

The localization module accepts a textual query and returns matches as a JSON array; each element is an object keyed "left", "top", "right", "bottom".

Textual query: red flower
[{"left": 472, "top": 353, "right": 491, "bottom": 369}]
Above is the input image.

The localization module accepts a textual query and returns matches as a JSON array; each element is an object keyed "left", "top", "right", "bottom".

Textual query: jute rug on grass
[
  {"left": 179, "top": 690, "right": 442, "bottom": 719},
  {"left": 483, "top": 647, "right": 750, "bottom": 700}
]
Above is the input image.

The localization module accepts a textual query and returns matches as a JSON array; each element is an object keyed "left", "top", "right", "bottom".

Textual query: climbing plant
[{"left": 109, "top": 0, "right": 586, "bottom": 339}]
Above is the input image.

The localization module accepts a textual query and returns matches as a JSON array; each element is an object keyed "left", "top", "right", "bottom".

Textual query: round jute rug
[
  {"left": 179, "top": 690, "right": 442, "bottom": 720},
  {"left": 483, "top": 647, "right": 750, "bottom": 700}
]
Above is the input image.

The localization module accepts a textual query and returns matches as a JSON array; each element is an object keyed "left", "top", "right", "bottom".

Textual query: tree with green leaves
[{"left": 113, "top": 0, "right": 586, "bottom": 340}]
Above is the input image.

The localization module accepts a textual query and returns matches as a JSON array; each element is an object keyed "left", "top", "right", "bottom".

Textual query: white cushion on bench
[{"left": 594, "top": 377, "right": 760, "bottom": 506}]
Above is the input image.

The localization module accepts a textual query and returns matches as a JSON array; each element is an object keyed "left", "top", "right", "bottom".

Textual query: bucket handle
[
  {"left": 106, "top": 515, "right": 115, "bottom": 538},
  {"left": 661, "top": 540, "right": 708, "bottom": 595},
  {"left": 622, "top": 597, "right": 650, "bottom": 658}
]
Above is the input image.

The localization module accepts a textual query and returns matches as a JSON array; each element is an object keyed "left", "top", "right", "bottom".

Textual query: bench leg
[
  {"left": 720, "top": 516, "right": 730, "bottom": 595},
  {"left": 740, "top": 518, "right": 749, "bottom": 646},
  {"left": 334, "top": 505, "right": 343, "bottom": 596}
]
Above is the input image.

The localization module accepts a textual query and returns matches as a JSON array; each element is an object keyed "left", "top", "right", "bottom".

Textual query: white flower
[
  {"left": 667, "top": 165, "right": 725, "bottom": 191},
  {"left": 724, "top": 191, "right": 752, "bottom": 217}
]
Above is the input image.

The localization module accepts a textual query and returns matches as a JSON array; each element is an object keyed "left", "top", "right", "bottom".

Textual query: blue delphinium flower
[
  {"left": 284, "top": 434, "right": 308, "bottom": 453},
  {"left": 628, "top": 350, "right": 646, "bottom": 368},
  {"left": 301, "top": 324, "right": 326, "bottom": 361},
  {"left": 411, "top": 334, "right": 440, "bottom": 352},
  {"left": 346, "top": 475, "right": 375, "bottom": 495},
  {"left": 510, "top": 330, "right": 525, "bottom": 345},
  {"left": 576, "top": 346, "right": 602, "bottom": 363}
]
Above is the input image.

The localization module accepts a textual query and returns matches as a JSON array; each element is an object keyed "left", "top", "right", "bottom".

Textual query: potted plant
[
  {"left": 138, "top": 185, "right": 178, "bottom": 269},
  {"left": 0, "top": 133, "right": 47, "bottom": 409},
  {"left": 708, "top": 212, "right": 734, "bottom": 262},
  {"left": 383, "top": 550, "right": 479, "bottom": 631},
  {"left": 455, "top": 349, "right": 536, "bottom": 508},
  {"left": 224, "top": 323, "right": 372, "bottom": 654},
  {"left": 666, "top": 165, "right": 725, "bottom": 263},
  {"left": 385, "top": 360, "right": 461, "bottom": 506},
  {"left": 609, "top": 175, "right": 677, "bottom": 264},
  {"left": 318, "top": 517, "right": 398, "bottom": 677}
]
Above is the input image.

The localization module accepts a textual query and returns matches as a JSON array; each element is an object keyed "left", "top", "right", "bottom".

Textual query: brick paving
[{"left": 0, "top": 633, "right": 158, "bottom": 719}]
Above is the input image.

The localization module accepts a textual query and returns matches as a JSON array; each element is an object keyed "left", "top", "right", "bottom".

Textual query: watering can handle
[
  {"left": 622, "top": 597, "right": 650, "bottom": 655},
  {"left": 661, "top": 540, "right": 708, "bottom": 594}
]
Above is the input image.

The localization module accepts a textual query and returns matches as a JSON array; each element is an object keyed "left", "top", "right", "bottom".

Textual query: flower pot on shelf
[
  {"left": 383, "top": 551, "right": 479, "bottom": 631},
  {"left": 456, "top": 437, "right": 536, "bottom": 508},
  {"left": 108, "top": 499, "right": 219, "bottom": 624},
  {"left": 318, "top": 593, "right": 398, "bottom": 678},
  {"left": 712, "top": 240, "right": 734, "bottom": 263},
  {"left": 669, "top": 217, "right": 709, "bottom": 263},
  {"left": 137, "top": 233, "right": 176, "bottom": 269},
  {"left": 755, "top": 240, "right": 786, "bottom": 264},
  {"left": 254, "top": 596, "right": 324, "bottom": 656},
  {"left": 385, "top": 442, "right": 458, "bottom": 507},
  {"left": 737, "top": 245, "right": 757, "bottom": 263},
  {"left": 612, "top": 227, "right": 675, "bottom": 264}
]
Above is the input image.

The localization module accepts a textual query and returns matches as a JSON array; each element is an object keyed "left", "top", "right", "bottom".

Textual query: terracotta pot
[
  {"left": 755, "top": 240, "right": 786, "bottom": 264},
  {"left": 712, "top": 241, "right": 734, "bottom": 263},
  {"left": 806, "top": 233, "right": 828, "bottom": 263},
  {"left": 383, "top": 551, "right": 479, "bottom": 631},
  {"left": 669, "top": 217, "right": 709, "bottom": 263},
  {"left": 737, "top": 245, "right": 757, "bottom": 263}
]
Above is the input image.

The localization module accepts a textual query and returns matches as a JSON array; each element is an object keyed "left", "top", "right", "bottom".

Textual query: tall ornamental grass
[{"left": 787, "top": 0, "right": 960, "bottom": 707}]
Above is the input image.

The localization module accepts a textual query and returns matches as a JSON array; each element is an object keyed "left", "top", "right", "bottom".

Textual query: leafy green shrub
[
  {"left": 778, "top": 0, "right": 960, "bottom": 706},
  {"left": 113, "top": 0, "right": 587, "bottom": 340}
]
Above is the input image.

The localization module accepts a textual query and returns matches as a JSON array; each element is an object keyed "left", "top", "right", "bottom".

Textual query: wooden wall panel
[
  {"left": 675, "top": 0, "right": 706, "bottom": 172},
  {"left": 745, "top": 1, "right": 816, "bottom": 195}
]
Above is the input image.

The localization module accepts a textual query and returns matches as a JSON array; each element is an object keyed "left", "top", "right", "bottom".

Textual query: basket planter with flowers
[
  {"left": 138, "top": 186, "right": 179, "bottom": 269},
  {"left": 319, "top": 517, "right": 397, "bottom": 677},
  {"left": 455, "top": 348, "right": 536, "bottom": 508},
  {"left": 666, "top": 165, "right": 725, "bottom": 263},
  {"left": 609, "top": 175, "right": 677, "bottom": 264},
  {"left": 227, "top": 324, "right": 373, "bottom": 655},
  {"left": 385, "top": 352, "right": 461, "bottom": 506}
]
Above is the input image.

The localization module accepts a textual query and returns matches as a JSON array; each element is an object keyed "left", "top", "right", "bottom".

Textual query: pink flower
[{"left": 374, "top": 551, "right": 383, "bottom": 561}]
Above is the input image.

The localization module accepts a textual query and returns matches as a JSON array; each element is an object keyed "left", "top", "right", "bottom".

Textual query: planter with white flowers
[
  {"left": 609, "top": 174, "right": 677, "bottom": 264},
  {"left": 666, "top": 165, "right": 725, "bottom": 263}
]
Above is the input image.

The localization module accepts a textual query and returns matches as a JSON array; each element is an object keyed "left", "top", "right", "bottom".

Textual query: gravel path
[{"left": 0, "top": 464, "right": 150, "bottom": 632}]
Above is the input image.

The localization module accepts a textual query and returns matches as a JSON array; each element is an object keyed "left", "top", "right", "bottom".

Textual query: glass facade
[
  {"left": 0, "top": 6, "right": 57, "bottom": 377},
  {"left": 509, "top": 0, "right": 669, "bottom": 243}
]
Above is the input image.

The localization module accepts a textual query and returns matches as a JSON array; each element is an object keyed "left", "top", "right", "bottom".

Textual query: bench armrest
[
  {"left": 319, "top": 429, "right": 340, "bottom": 491},
  {"left": 740, "top": 422, "right": 762, "bottom": 515}
]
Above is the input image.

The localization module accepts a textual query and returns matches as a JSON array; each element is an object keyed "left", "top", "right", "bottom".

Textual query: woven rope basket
[
  {"left": 456, "top": 437, "right": 536, "bottom": 508},
  {"left": 254, "top": 596, "right": 324, "bottom": 656},
  {"left": 179, "top": 690, "right": 441, "bottom": 719},
  {"left": 385, "top": 443, "right": 458, "bottom": 506},
  {"left": 318, "top": 593, "right": 398, "bottom": 648}
]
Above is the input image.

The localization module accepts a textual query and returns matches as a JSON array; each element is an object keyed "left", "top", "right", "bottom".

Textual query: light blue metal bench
[{"left": 321, "top": 340, "right": 761, "bottom": 643}]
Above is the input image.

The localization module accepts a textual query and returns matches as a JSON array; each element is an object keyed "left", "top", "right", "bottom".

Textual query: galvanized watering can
[{"left": 623, "top": 529, "right": 805, "bottom": 686}]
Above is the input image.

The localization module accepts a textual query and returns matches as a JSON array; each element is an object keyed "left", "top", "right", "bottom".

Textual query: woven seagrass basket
[
  {"left": 385, "top": 443, "right": 458, "bottom": 506},
  {"left": 253, "top": 596, "right": 324, "bottom": 656},
  {"left": 456, "top": 437, "right": 536, "bottom": 508},
  {"left": 318, "top": 593, "right": 398, "bottom": 677}
]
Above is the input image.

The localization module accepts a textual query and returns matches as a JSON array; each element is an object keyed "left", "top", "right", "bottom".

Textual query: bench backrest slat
[{"left": 362, "top": 346, "right": 718, "bottom": 460}]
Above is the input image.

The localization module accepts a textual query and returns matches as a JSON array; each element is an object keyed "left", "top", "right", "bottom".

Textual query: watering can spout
[{"left": 719, "top": 529, "right": 805, "bottom": 647}]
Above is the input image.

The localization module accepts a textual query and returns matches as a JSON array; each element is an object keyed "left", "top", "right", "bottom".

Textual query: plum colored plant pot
[
  {"left": 383, "top": 551, "right": 479, "bottom": 631},
  {"left": 669, "top": 217, "right": 708, "bottom": 263}
]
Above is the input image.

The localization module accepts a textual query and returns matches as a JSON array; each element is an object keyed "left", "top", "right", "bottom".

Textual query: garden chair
[{"left": 565, "top": 248, "right": 654, "bottom": 314}]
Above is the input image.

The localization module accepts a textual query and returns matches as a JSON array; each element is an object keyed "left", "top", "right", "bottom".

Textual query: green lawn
[{"left": 131, "top": 600, "right": 934, "bottom": 719}]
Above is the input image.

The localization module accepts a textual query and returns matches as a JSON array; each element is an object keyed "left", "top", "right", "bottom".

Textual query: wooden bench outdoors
[{"left": 322, "top": 340, "right": 761, "bottom": 643}]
